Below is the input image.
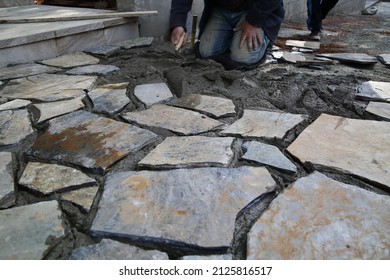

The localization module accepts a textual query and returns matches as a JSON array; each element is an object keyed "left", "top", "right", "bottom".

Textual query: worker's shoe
[{"left": 309, "top": 30, "right": 321, "bottom": 41}]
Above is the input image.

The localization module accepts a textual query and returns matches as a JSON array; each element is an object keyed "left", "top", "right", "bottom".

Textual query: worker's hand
[
  {"left": 171, "top": 26, "right": 187, "bottom": 50},
  {"left": 234, "top": 20, "right": 263, "bottom": 51}
]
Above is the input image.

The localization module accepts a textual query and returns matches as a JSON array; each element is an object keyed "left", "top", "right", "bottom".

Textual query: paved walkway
[{"left": 0, "top": 2, "right": 389, "bottom": 260}]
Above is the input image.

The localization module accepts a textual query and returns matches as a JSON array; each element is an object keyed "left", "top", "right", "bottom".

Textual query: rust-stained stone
[
  {"left": 0, "top": 109, "right": 34, "bottom": 147},
  {"left": 61, "top": 185, "right": 99, "bottom": 213},
  {"left": 28, "top": 111, "right": 158, "bottom": 173},
  {"left": 247, "top": 172, "right": 390, "bottom": 259},
  {"left": 0, "top": 74, "right": 97, "bottom": 102},
  {"left": 91, "top": 167, "right": 276, "bottom": 250}
]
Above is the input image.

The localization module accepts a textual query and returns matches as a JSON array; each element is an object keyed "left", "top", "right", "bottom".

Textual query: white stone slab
[
  {"left": 0, "top": 63, "right": 59, "bottom": 80},
  {"left": 286, "top": 40, "right": 320, "bottom": 50},
  {"left": 134, "top": 83, "right": 173, "bottom": 107},
  {"left": 0, "top": 74, "right": 97, "bottom": 102},
  {"left": 0, "top": 152, "right": 14, "bottom": 209},
  {"left": 122, "top": 104, "right": 224, "bottom": 135},
  {"left": 39, "top": 52, "right": 99, "bottom": 68},
  {"left": 61, "top": 185, "right": 99, "bottom": 213},
  {"left": 378, "top": 54, "right": 390, "bottom": 66},
  {"left": 247, "top": 172, "right": 390, "bottom": 259},
  {"left": 0, "top": 109, "right": 33, "bottom": 147},
  {"left": 91, "top": 167, "right": 276, "bottom": 249},
  {"left": 33, "top": 98, "right": 85, "bottom": 123},
  {"left": 221, "top": 110, "right": 306, "bottom": 140},
  {"left": 19, "top": 162, "right": 96, "bottom": 195},
  {"left": 66, "top": 64, "right": 119, "bottom": 76},
  {"left": 0, "top": 200, "right": 66, "bottom": 259},
  {"left": 172, "top": 93, "right": 236, "bottom": 118},
  {"left": 356, "top": 81, "right": 390, "bottom": 102},
  {"left": 139, "top": 136, "right": 234, "bottom": 168},
  {"left": 88, "top": 83, "right": 130, "bottom": 115},
  {"left": 365, "top": 101, "right": 390, "bottom": 120},
  {"left": 0, "top": 99, "right": 31, "bottom": 111},
  {"left": 287, "top": 114, "right": 390, "bottom": 189},
  {"left": 282, "top": 51, "right": 307, "bottom": 63}
]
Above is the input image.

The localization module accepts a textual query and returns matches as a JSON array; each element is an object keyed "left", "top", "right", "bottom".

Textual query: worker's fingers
[{"left": 171, "top": 26, "right": 186, "bottom": 47}]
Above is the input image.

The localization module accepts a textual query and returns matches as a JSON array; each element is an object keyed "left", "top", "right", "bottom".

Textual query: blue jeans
[{"left": 198, "top": 7, "right": 270, "bottom": 65}]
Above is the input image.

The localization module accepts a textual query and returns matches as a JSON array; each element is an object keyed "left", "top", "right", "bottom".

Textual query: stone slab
[
  {"left": 0, "top": 74, "right": 97, "bottom": 102},
  {"left": 0, "top": 200, "right": 66, "bottom": 259},
  {"left": 114, "top": 37, "right": 154, "bottom": 49},
  {"left": 122, "top": 104, "right": 224, "bottom": 135},
  {"left": 83, "top": 45, "right": 121, "bottom": 56},
  {"left": 242, "top": 141, "right": 297, "bottom": 173},
  {"left": 139, "top": 136, "right": 234, "bottom": 168},
  {"left": 247, "top": 172, "right": 390, "bottom": 259},
  {"left": 61, "top": 185, "right": 99, "bottom": 213},
  {"left": 0, "top": 63, "right": 59, "bottom": 80},
  {"left": 287, "top": 114, "right": 390, "bottom": 189},
  {"left": 316, "top": 53, "right": 377, "bottom": 65},
  {"left": 377, "top": 54, "right": 390, "bottom": 66},
  {"left": 172, "top": 93, "right": 236, "bottom": 118},
  {"left": 0, "top": 109, "right": 33, "bottom": 147},
  {"left": 33, "top": 98, "right": 85, "bottom": 123},
  {"left": 39, "top": 52, "right": 99, "bottom": 68},
  {"left": 282, "top": 51, "right": 306, "bottom": 63},
  {"left": 285, "top": 40, "right": 320, "bottom": 50},
  {"left": 0, "top": 99, "right": 31, "bottom": 111},
  {"left": 66, "top": 64, "right": 119, "bottom": 76},
  {"left": 29, "top": 110, "right": 158, "bottom": 174},
  {"left": 365, "top": 101, "right": 390, "bottom": 120},
  {"left": 91, "top": 167, "right": 276, "bottom": 250},
  {"left": 221, "top": 110, "right": 306, "bottom": 140},
  {"left": 182, "top": 254, "right": 232, "bottom": 260},
  {"left": 0, "top": 152, "right": 14, "bottom": 209},
  {"left": 134, "top": 83, "right": 173, "bottom": 107},
  {"left": 356, "top": 81, "right": 390, "bottom": 102},
  {"left": 19, "top": 162, "right": 96, "bottom": 195},
  {"left": 70, "top": 239, "right": 169, "bottom": 260},
  {"left": 88, "top": 83, "right": 130, "bottom": 115}
]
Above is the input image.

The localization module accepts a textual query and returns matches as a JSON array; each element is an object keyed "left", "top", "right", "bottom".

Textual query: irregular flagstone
[
  {"left": 134, "top": 83, "right": 173, "bottom": 107},
  {"left": 287, "top": 114, "right": 390, "bottom": 189},
  {"left": 91, "top": 167, "right": 277, "bottom": 250},
  {"left": 70, "top": 239, "right": 169, "bottom": 260},
  {"left": 33, "top": 98, "right": 85, "bottom": 123},
  {"left": 285, "top": 40, "right": 320, "bottom": 50},
  {"left": 172, "top": 93, "right": 236, "bottom": 118},
  {"left": 182, "top": 254, "right": 232, "bottom": 260},
  {"left": 66, "top": 64, "right": 119, "bottom": 76},
  {"left": 0, "top": 99, "right": 31, "bottom": 111},
  {"left": 0, "top": 63, "right": 60, "bottom": 80},
  {"left": 281, "top": 51, "right": 306, "bottom": 64},
  {"left": 0, "top": 200, "right": 66, "bottom": 260},
  {"left": 316, "top": 53, "right": 377, "bottom": 65},
  {"left": 356, "top": 81, "right": 390, "bottom": 102},
  {"left": 0, "top": 152, "right": 14, "bottom": 209},
  {"left": 139, "top": 136, "right": 234, "bottom": 168},
  {"left": 114, "top": 37, "right": 154, "bottom": 49},
  {"left": 247, "top": 172, "right": 390, "bottom": 259},
  {"left": 84, "top": 45, "right": 121, "bottom": 57},
  {"left": 221, "top": 110, "right": 307, "bottom": 140},
  {"left": 88, "top": 83, "right": 130, "bottom": 115},
  {"left": 242, "top": 141, "right": 297, "bottom": 173},
  {"left": 28, "top": 110, "right": 158, "bottom": 173},
  {"left": 377, "top": 54, "right": 390, "bottom": 67},
  {"left": 19, "top": 162, "right": 96, "bottom": 195},
  {"left": 365, "top": 101, "right": 390, "bottom": 120},
  {"left": 0, "top": 74, "right": 97, "bottom": 102},
  {"left": 0, "top": 109, "right": 34, "bottom": 147},
  {"left": 39, "top": 52, "right": 99, "bottom": 68},
  {"left": 122, "top": 104, "right": 225, "bottom": 135},
  {"left": 61, "top": 185, "right": 99, "bottom": 213}
]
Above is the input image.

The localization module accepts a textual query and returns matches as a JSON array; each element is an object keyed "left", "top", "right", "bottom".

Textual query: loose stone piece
[
  {"left": 83, "top": 45, "right": 120, "bottom": 56},
  {"left": 0, "top": 74, "right": 97, "bottom": 102},
  {"left": 0, "top": 152, "right": 14, "bottom": 209},
  {"left": 19, "top": 162, "right": 96, "bottom": 195},
  {"left": 33, "top": 98, "right": 85, "bottom": 123},
  {"left": 287, "top": 114, "right": 390, "bottom": 189},
  {"left": 221, "top": 110, "right": 306, "bottom": 140},
  {"left": 365, "top": 101, "right": 390, "bottom": 120},
  {"left": 0, "top": 99, "right": 31, "bottom": 111},
  {"left": 88, "top": 83, "right": 130, "bottom": 115},
  {"left": 70, "top": 239, "right": 169, "bottom": 260},
  {"left": 316, "top": 53, "right": 377, "bottom": 65},
  {"left": 172, "top": 93, "right": 236, "bottom": 118},
  {"left": 29, "top": 110, "right": 158, "bottom": 174},
  {"left": 247, "top": 172, "right": 390, "bottom": 259},
  {"left": 122, "top": 104, "right": 224, "bottom": 135},
  {"left": 91, "top": 167, "right": 276, "bottom": 251},
  {"left": 0, "top": 63, "right": 60, "bottom": 80},
  {"left": 356, "top": 81, "right": 390, "bottom": 102},
  {"left": 0, "top": 109, "right": 34, "bottom": 147},
  {"left": 285, "top": 40, "right": 320, "bottom": 50},
  {"left": 0, "top": 200, "right": 66, "bottom": 259},
  {"left": 281, "top": 51, "right": 306, "bottom": 63},
  {"left": 115, "top": 37, "right": 154, "bottom": 49},
  {"left": 182, "top": 254, "right": 232, "bottom": 260},
  {"left": 242, "top": 141, "right": 297, "bottom": 173},
  {"left": 66, "top": 64, "right": 119, "bottom": 76},
  {"left": 39, "top": 52, "right": 100, "bottom": 68},
  {"left": 377, "top": 54, "right": 390, "bottom": 67},
  {"left": 134, "top": 83, "right": 173, "bottom": 107},
  {"left": 139, "top": 136, "right": 234, "bottom": 168},
  {"left": 61, "top": 185, "right": 99, "bottom": 213}
]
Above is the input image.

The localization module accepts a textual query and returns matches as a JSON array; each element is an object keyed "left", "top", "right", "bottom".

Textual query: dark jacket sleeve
[
  {"left": 246, "top": 0, "right": 284, "bottom": 28},
  {"left": 170, "top": 0, "right": 194, "bottom": 31}
]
